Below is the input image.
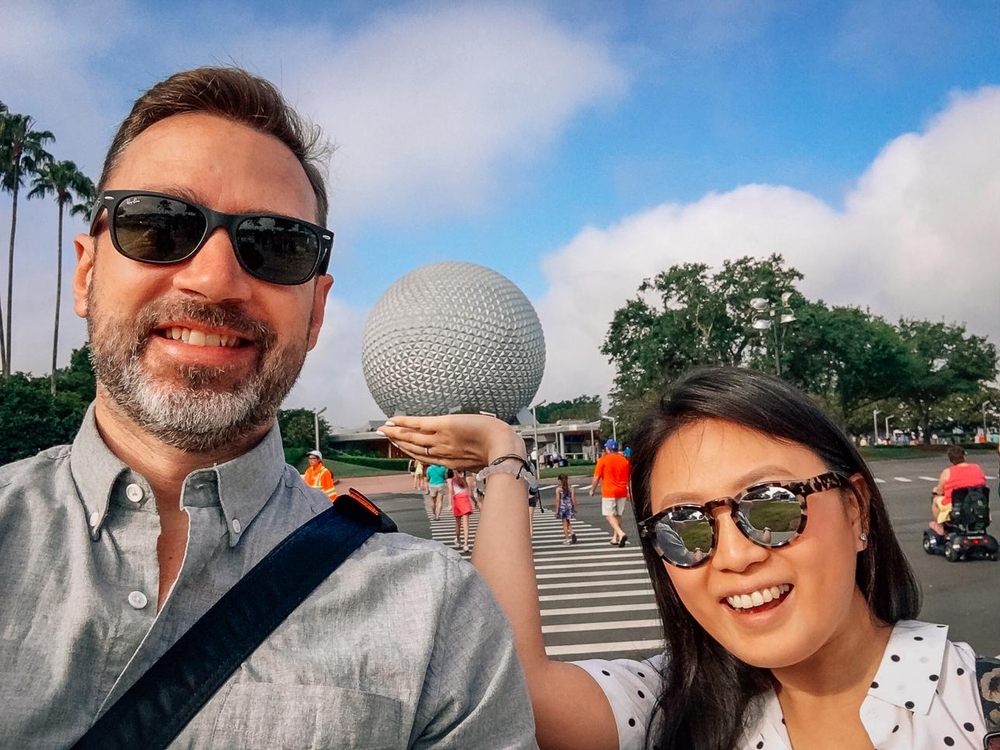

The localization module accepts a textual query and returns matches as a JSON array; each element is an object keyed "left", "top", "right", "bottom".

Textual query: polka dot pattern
[{"left": 577, "top": 621, "right": 987, "bottom": 750}]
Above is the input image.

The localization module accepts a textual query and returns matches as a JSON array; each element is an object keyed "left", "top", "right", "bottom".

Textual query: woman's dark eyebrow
[
  {"left": 733, "top": 465, "right": 800, "bottom": 489},
  {"left": 656, "top": 465, "right": 801, "bottom": 508}
]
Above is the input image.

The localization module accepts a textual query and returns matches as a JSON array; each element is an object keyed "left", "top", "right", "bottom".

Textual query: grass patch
[
  {"left": 539, "top": 465, "right": 595, "bottom": 480},
  {"left": 294, "top": 458, "right": 401, "bottom": 478},
  {"left": 327, "top": 459, "right": 401, "bottom": 478},
  {"left": 858, "top": 444, "right": 998, "bottom": 461}
]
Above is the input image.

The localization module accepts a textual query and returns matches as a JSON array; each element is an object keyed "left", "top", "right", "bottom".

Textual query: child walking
[
  {"left": 556, "top": 474, "right": 577, "bottom": 544},
  {"left": 451, "top": 470, "right": 474, "bottom": 553}
]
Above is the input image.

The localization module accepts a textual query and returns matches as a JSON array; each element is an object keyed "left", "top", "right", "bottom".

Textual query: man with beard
[{"left": 0, "top": 67, "right": 534, "bottom": 749}]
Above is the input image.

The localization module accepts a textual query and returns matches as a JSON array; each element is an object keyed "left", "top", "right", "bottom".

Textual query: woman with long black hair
[{"left": 381, "top": 367, "right": 991, "bottom": 750}]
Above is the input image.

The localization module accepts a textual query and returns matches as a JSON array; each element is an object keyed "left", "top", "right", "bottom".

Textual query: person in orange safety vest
[{"left": 303, "top": 450, "right": 337, "bottom": 500}]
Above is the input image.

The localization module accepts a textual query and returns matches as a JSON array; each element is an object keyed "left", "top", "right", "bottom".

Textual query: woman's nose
[{"left": 710, "top": 506, "right": 770, "bottom": 573}]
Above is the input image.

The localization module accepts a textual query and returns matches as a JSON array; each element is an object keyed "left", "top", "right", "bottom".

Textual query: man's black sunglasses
[
  {"left": 637, "top": 471, "right": 853, "bottom": 568},
  {"left": 89, "top": 190, "right": 333, "bottom": 286}
]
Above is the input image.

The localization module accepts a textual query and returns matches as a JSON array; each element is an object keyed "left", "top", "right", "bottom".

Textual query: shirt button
[
  {"left": 128, "top": 590, "right": 148, "bottom": 609},
  {"left": 231, "top": 518, "right": 242, "bottom": 534},
  {"left": 88, "top": 511, "right": 101, "bottom": 528},
  {"left": 125, "top": 483, "right": 144, "bottom": 503}
]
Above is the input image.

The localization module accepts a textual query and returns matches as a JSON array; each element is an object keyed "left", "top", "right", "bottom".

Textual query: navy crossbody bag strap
[
  {"left": 978, "top": 655, "right": 1000, "bottom": 750},
  {"left": 72, "top": 489, "right": 397, "bottom": 750}
]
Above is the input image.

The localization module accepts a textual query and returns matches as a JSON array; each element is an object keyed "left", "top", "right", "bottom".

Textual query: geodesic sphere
[{"left": 362, "top": 261, "right": 546, "bottom": 420}]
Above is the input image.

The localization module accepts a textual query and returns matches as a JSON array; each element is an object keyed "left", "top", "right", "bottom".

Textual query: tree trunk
[
  {"left": 51, "top": 199, "right": 64, "bottom": 394},
  {"left": 0, "top": 254, "right": 5, "bottom": 376},
  {"left": 5, "top": 177, "right": 19, "bottom": 377}
]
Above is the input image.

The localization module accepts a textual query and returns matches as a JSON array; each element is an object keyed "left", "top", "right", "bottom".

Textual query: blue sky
[{"left": 3, "top": 1, "right": 1000, "bottom": 424}]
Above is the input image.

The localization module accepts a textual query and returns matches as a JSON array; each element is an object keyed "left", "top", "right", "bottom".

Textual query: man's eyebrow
[
  {"left": 138, "top": 185, "right": 278, "bottom": 216},
  {"left": 146, "top": 184, "right": 203, "bottom": 205}
]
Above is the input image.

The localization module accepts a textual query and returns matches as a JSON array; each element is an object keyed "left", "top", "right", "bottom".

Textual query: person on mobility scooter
[{"left": 923, "top": 445, "right": 999, "bottom": 561}]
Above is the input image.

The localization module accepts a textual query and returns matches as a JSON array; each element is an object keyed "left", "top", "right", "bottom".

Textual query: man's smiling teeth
[
  {"left": 726, "top": 584, "right": 791, "bottom": 610},
  {"left": 166, "top": 327, "right": 240, "bottom": 348}
]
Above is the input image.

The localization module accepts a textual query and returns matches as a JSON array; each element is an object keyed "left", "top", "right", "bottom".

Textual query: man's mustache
[{"left": 131, "top": 299, "right": 276, "bottom": 350}]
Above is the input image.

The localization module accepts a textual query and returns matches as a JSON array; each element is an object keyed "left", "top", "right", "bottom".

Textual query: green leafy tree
[
  {"left": 602, "top": 254, "right": 804, "bottom": 402},
  {"left": 278, "top": 408, "right": 332, "bottom": 454},
  {"left": 781, "top": 305, "right": 912, "bottom": 424},
  {"left": 0, "top": 111, "right": 55, "bottom": 376},
  {"left": 535, "top": 396, "right": 602, "bottom": 423},
  {"left": 0, "top": 345, "right": 95, "bottom": 466},
  {"left": 925, "top": 388, "right": 1000, "bottom": 438},
  {"left": 55, "top": 344, "right": 97, "bottom": 402},
  {"left": 896, "top": 320, "right": 998, "bottom": 443},
  {"left": 28, "top": 161, "right": 95, "bottom": 393}
]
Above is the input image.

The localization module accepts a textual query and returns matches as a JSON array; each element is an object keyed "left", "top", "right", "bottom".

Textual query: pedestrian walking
[
  {"left": 427, "top": 463, "right": 449, "bottom": 520},
  {"left": 451, "top": 471, "right": 474, "bottom": 553},
  {"left": 413, "top": 459, "right": 427, "bottom": 491},
  {"left": 555, "top": 474, "right": 577, "bottom": 544},
  {"left": 589, "top": 439, "right": 631, "bottom": 546}
]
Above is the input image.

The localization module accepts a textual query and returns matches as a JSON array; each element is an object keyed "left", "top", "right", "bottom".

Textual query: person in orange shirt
[
  {"left": 302, "top": 450, "right": 336, "bottom": 500},
  {"left": 589, "top": 439, "right": 631, "bottom": 546}
]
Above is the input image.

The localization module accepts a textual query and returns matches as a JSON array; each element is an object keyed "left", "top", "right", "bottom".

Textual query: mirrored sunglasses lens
[
  {"left": 235, "top": 217, "right": 319, "bottom": 284},
  {"left": 113, "top": 196, "right": 205, "bottom": 262},
  {"left": 740, "top": 487, "right": 802, "bottom": 545},
  {"left": 655, "top": 508, "right": 713, "bottom": 566}
]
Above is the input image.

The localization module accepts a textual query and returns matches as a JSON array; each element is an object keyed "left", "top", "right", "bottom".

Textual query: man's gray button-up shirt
[{"left": 0, "top": 405, "right": 536, "bottom": 748}]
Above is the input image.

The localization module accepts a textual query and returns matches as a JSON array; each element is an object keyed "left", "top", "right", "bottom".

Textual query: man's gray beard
[{"left": 87, "top": 292, "right": 308, "bottom": 453}]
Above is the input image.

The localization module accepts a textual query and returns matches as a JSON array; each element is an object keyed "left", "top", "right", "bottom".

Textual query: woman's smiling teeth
[
  {"left": 164, "top": 327, "right": 242, "bottom": 348},
  {"left": 726, "top": 584, "right": 791, "bottom": 611}
]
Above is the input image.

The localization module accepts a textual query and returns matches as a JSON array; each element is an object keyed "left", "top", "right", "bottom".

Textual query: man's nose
[
  {"left": 170, "top": 228, "right": 253, "bottom": 302},
  {"left": 710, "top": 506, "right": 770, "bottom": 573}
]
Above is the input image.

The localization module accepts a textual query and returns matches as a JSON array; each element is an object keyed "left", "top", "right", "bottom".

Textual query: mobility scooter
[{"left": 923, "top": 484, "right": 999, "bottom": 562}]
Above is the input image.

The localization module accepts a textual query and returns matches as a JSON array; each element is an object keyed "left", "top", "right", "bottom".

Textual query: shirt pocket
[{"left": 180, "top": 683, "right": 404, "bottom": 749}]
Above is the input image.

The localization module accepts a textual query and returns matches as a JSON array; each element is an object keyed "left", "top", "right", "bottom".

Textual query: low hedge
[
  {"left": 285, "top": 446, "right": 308, "bottom": 467},
  {"left": 331, "top": 453, "right": 410, "bottom": 471}
]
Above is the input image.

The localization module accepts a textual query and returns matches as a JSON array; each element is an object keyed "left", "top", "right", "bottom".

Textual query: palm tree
[
  {"left": 0, "top": 112, "right": 55, "bottom": 376},
  {"left": 28, "top": 162, "right": 94, "bottom": 393},
  {"left": 0, "top": 101, "right": 9, "bottom": 373}
]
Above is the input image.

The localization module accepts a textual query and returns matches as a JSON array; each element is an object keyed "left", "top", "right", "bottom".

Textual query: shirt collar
[
  {"left": 751, "top": 620, "right": 949, "bottom": 748},
  {"left": 866, "top": 619, "right": 949, "bottom": 715},
  {"left": 70, "top": 402, "right": 287, "bottom": 546}
]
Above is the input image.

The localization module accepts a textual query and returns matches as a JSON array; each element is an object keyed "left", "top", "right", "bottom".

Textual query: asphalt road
[{"left": 374, "top": 454, "right": 1000, "bottom": 660}]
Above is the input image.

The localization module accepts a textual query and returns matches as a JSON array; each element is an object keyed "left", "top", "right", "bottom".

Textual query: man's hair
[
  {"left": 98, "top": 66, "right": 330, "bottom": 225},
  {"left": 947, "top": 445, "right": 966, "bottom": 464}
]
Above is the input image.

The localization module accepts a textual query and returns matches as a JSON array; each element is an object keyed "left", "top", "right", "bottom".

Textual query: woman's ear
[{"left": 847, "top": 473, "right": 871, "bottom": 551}]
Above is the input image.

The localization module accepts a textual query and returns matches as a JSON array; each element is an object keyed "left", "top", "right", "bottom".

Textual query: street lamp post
[
  {"left": 601, "top": 413, "right": 617, "bottom": 444},
  {"left": 873, "top": 408, "right": 880, "bottom": 444},
  {"left": 983, "top": 402, "right": 990, "bottom": 438},
  {"left": 313, "top": 406, "right": 327, "bottom": 453},
  {"left": 750, "top": 293, "right": 796, "bottom": 377}
]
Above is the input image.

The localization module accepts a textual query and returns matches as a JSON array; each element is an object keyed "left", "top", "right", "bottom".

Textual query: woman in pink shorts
[{"left": 450, "top": 470, "right": 474, "bottom": 553}]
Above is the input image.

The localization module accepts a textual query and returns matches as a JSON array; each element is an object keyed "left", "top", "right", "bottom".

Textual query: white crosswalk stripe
[
  {"left": 893, "top": 477, "right": 913, "bottom": 482},
  {"left": 424, "top": 506, "right": 661, "bottom": 661}
]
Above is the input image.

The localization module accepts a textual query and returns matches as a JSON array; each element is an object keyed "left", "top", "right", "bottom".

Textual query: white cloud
[
  {"left": 0, "top": 2, "right": 626, "bottom": 427},
  {"left": 277, "top": 3, "right": 628, "bottom": 224},
  {"left": 532, "top": 85, "right": 1000, "bottom": 406},
  {"left": 285, "top": 295, "right": 381, "bottom": 428}
]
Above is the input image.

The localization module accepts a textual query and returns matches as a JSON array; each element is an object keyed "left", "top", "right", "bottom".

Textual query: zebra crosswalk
[
  {"left": 873, "top": 474, "right": 997, "bottom": 484},
  {"left": 427, "top": 506, "right": 662, "bottom": 662}
]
